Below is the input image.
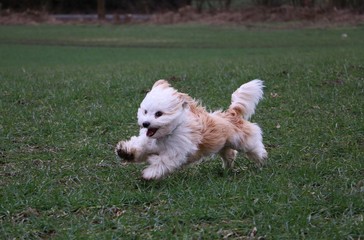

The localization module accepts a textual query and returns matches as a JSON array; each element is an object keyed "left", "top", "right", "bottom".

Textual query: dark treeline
[
  {"left": 1, "top": 0, "right": 363, "bottom": 13},
  {"left": 0, "top": 0, "right": 191, "bottom": 13}
]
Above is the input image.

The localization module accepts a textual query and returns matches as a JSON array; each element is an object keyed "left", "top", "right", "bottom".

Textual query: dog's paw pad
[{"left": 116, "top": 148, "right": 134, "bottom": 161}]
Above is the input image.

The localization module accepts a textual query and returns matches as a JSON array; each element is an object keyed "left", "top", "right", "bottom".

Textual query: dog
[{"left": 115, "top": 79, "right": 267, "bottom": 180}]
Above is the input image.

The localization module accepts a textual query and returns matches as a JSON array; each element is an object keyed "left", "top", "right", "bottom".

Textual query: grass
[{"left": 0, "top": 24, "right": 363, "bottom": 239}]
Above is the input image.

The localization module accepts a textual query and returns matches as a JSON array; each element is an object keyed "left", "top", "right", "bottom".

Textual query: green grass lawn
[{"left": 0, "top": 24, "right": 363, "bottom": 239}]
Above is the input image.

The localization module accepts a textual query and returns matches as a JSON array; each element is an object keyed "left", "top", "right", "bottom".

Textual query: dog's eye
[
  {"left": 155, "top": 111, "right": 163, "bottom": 118},
  {"left": 144, "top": 110, "right": 148, "bottom": 114}
]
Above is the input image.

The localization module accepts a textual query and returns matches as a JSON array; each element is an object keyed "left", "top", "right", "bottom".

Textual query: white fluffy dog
[{"left": 115, "top": 79, "right": 267, "bottom": 180}]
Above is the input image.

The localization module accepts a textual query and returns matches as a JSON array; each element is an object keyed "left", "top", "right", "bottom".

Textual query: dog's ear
[
  {"left": 182, "top": 101, "right": 188, "bottom": 109},
  {"left": 177, "top": 93, "right": 189, "bottom": 109},
  {"left": 152, "top": 79, "right": 170, "bottom": 89}
]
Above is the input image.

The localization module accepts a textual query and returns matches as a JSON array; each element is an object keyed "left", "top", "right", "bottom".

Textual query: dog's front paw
[
  {"left": 115, "top": 141, "right": 135, "bottom": 162},
  {"left": 142, "top": 165, "right": 165, "bottom": 180}
]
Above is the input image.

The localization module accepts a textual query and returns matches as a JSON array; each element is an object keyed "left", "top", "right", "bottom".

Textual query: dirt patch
[
  {"left": 1, "top": 6, "right": 364, "bottom": 27},
  {"left": 150, "top": 5, "right": 364, "bottom": 27},
  {"left": 0, "top": 9, "right": 58, "bottom": 25}
]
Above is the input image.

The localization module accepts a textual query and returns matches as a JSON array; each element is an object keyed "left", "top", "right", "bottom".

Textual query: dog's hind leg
[
  {"left": 243, "top": 123, "right": 267, "bottom": 166},
  {"left": 219, "top": 147, "right": 237, "bottom": 169},
  {"left": 230, "top": 122, "right": 267, "bottom": 167},
  {"left": 245, "top": 141, "right": 267, "bottom": 167}
]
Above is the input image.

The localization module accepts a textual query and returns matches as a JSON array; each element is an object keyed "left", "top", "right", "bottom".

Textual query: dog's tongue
[{"left": 146, "top": 128, "right": 158, "bottom": 137}]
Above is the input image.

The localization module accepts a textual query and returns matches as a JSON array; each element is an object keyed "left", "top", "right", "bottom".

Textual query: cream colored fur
[{"left": 115, "top": 79, "right": 267, "bottom": 180}]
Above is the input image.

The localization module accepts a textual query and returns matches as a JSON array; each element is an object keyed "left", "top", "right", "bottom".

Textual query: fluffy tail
[{"left": 230, "top": 79, "right": 264, "bottom": 120}]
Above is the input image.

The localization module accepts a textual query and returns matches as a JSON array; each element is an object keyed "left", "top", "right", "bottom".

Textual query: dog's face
[{"left": 137, "top": 80, "right": 187, "bottom": 139}]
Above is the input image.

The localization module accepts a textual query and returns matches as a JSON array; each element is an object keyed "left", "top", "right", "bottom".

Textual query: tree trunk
[{"left": 97, "top": 0, "right": 105, "bottom": 20}]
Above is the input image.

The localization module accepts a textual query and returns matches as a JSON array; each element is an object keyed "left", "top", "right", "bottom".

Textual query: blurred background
[
  {"left": 1, "top": 0, "right": 363, "bottom": 25},
  {"left": 1, "top": 0, "right": 363, "bottom": 15}
]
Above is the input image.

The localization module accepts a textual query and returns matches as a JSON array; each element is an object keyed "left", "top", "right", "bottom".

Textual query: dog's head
[{"left": 138, "top": 80, "right": 188, "bottom": 139}]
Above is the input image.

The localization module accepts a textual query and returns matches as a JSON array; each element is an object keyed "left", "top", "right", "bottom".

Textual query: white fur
[
  {"left": 231, "top": 79, "right": 264, "bottom": 120},
  {"left": 115, "top": 79, "right": 267, "bottom": 180}
]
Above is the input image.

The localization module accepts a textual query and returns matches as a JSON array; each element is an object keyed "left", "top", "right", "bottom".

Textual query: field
[{"left": 0, "top": 24, "right": 363, "bottom": 239}]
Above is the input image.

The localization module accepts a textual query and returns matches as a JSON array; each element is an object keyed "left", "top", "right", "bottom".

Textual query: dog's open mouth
[{"left": 146, "top": 128, "right": 159, "bottom": 137}]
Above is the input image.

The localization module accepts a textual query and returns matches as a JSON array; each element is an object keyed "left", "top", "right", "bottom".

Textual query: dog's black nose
[{"left": 142, "top": 122, "right": 150, "bottom": 128}]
